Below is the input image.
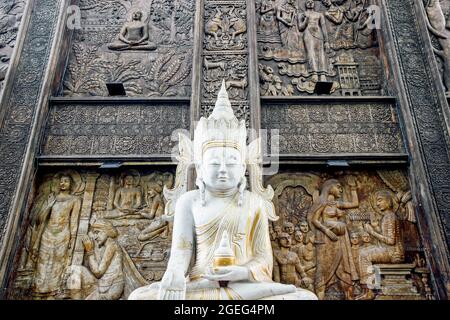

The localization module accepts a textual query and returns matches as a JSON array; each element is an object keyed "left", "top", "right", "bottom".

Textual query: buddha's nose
[{"left": 219, "top": 161, "right": 227, "bottom": 174}]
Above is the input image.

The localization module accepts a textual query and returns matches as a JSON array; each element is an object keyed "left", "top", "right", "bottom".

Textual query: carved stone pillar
[
  {"left": 198, "top": 0, "right": 250, "bottom": 125},
  {"left": 71, "top": 172, "right": 99, "bottom": 266},
  {"left": 382, "top": 0, "right": 450, "bottom": 299},
  {"left": 0, "top": 0, "right": 75, "bottom": 293}
]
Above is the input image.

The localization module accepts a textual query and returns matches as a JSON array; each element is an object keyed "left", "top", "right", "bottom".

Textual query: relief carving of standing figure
[
  {"left": 257, "top": 0, "right": 281, "bottom": 43},
  {"left": 308, "top": 178, "right": 359, "bottom": 300},
  {"left": 273, "top": 233, "right": 313, "bottom": 291},
  {"left": 277, "top": 0, "right": 302, "bottom": 50},
  {"left": 30, "top": 172, "right": 83, "bottom": 298},
  {"left": 298, "top": 0, "right": 332, "bottom": 82},
  {"left": 425, "top": 0, "right": 450, "bottom": 94}
]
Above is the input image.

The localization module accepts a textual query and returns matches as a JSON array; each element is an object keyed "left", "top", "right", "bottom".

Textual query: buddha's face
[
  {"left": 124, "top": 175, "right": 134, "bottom": 186},
  {"left": 201, "top": 146, "right": 244, "bottom": 192},
  {"left": 133, "top": 11, "right": 142, "bottom": 21},
  {"left": 306, "top": 0, "right": 315, "bottom": 9},
  {"left": 59, "top": 176, "right": 71, "bottom": 192},
  {"left": 376, "top": 194, "right": 391, "bottom": 213}
]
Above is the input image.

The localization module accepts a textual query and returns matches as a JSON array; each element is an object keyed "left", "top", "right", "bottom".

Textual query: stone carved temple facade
[{"left": 0, "top": 0, "right": 448, "bottom": 300}]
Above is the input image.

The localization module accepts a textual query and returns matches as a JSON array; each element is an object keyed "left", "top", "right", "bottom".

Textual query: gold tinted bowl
[{"left": 213, "top": 256, "right": 235, "bottom": 269}]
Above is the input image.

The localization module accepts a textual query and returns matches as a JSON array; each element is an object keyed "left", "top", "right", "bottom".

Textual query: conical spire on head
[
  {"left": 193, "top": 80, "right": 247, "bottom": 164},
  {"left": 210, "top": 80, "right": 235, "bottom": 121}
]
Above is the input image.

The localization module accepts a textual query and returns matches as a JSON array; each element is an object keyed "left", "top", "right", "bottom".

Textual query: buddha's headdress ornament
[
  {"left": 164, "top": 80, "right": 278, "bottom": 220},
  {"left": 193, "top": 80, "right": 247, "bottom": 164}
]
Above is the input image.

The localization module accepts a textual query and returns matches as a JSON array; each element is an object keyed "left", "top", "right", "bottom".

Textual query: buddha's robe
[{"left": 129, "top": 191, "right": 316, "bottom": 300}]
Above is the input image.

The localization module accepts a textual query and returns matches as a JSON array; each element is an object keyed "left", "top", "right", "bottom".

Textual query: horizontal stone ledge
[
  {"left": 261, "top": 96, "right": 396, "bottom": 104},
  {"left": 262, "top": 153, "right": 409, "bottom": 165},
  {"left": 50, "top": 96, "right": 191, "bottom": 105},
  {"left": 37, "top": 155, "right": 179, "bottom": 167}
]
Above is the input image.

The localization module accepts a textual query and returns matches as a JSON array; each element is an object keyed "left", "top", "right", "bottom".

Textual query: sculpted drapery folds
[
  {"left": 300, "top": 0, "right": 332, "bottom": 82},
  {"left": 28, "top": 171, "right": 84, "bottom": 298},
  {"left": 308, "top": 178, "right": 360, "bottom": 300}
]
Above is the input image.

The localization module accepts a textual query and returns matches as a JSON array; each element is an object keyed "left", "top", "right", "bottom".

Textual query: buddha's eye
[{"left": 208, "top": 159, "right": 220, "bottom": 166}]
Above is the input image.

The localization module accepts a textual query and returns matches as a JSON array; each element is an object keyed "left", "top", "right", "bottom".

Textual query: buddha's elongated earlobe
[
  {"left": 196, "top": 176, "right": 206, "bottom": 206},
  {"left": 238, "top": 176, "right": 247, "bottom": 207}
]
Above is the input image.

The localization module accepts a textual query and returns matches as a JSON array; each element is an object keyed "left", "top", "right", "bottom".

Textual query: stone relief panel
[
  {"left": 61, "top": 0, "right": 194, "bottom": 97},
  {"left": 267, "top": 170, "right": 433, "bottom": 300},
  {"left": 422, "top": 0, "right": 450, "bottom": 95},
  {"left": 201, "top": 0, "right": 249, "bottom": 123},
  {"left": 10, "top": 168, "right": 175, "bottom": 300},
  {"left": 41, "top": 102, "right": 189, "bottom": 157},
  {"left": 262, "top": 101, "right": 405, "bottom": 154},
  {"left": 0, "top": 0, "right": 26, "bottom": 93},
  {"left": 9, "top": 168, "right": 432, "bottom": 300},
  {"left": 256, "top": 0, "right": 385, "bottom": 96}
]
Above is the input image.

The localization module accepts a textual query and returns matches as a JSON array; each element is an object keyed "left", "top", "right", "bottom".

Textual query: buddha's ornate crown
[{"left": 194, "top": 80, "right": 247, "bottom": 163}]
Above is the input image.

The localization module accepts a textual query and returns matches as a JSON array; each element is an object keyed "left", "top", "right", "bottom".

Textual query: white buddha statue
[{"left": 129, "top": 81, "right": 317, "bottom": 300}]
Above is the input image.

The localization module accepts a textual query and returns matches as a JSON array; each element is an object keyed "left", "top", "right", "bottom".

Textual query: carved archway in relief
[{"left": 268, "top": 173, "right": 321, "bottom": 227}]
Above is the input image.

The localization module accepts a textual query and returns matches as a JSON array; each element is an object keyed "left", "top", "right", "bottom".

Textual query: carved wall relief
[
  {"left": 61, "top": 0, "right": 194, "bottom": 97},
  {"left": 201, "top": 0, "right": 249, "bottom": 123},
  {"left": 267, "top": 170, "right": 433, "bottom": 300},
  {"left": 10, "top": 168, "right": 175, "bottom": 300},
  {"left": 422, "top": 0, "right": 450, "bottom": 95},
  {"left": 256, "top": 0, "right": 384, "bottom": 96},
  {"left": 41, "top": 101, "right": 189, "bottom": 157},
  {"left": 0, "top": 0, "right": 26, "bottom": 93},
  {"left": 262, "top": 101, "right": 405, "bottom": 155}
]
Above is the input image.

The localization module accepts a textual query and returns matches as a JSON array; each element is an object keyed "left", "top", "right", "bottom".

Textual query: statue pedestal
[
  {"left": 260, "top": 288, "right": 318, "bottom": 300},
  {"left": 373, "top": 264, "right": 424, "bottom": 300}
]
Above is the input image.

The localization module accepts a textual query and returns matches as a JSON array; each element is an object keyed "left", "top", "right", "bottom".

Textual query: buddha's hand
[
  {"left": 158, "top": 269, "right": 186, "bottom": 300},
  {"left": 204, "top": 265, "right": 250, "bottom": 282}
]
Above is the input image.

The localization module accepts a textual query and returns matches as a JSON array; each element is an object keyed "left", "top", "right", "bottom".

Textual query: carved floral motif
[
  {"left": 62, "top": 0, "right": 194, "bottom": 97},
  {"left": 0, "top": 0, "right": 26, "bottom": 93}
]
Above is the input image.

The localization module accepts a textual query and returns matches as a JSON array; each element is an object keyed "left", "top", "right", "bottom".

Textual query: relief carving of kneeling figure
[
  {"left": 66, "top": 220, "right": 124, "bottom": 300},
  {"left": 356, "top": 190, "right": 405, "bottom": 300},
  {"left": 128, "top": 82, "right": 317, "bottom": 300}
]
